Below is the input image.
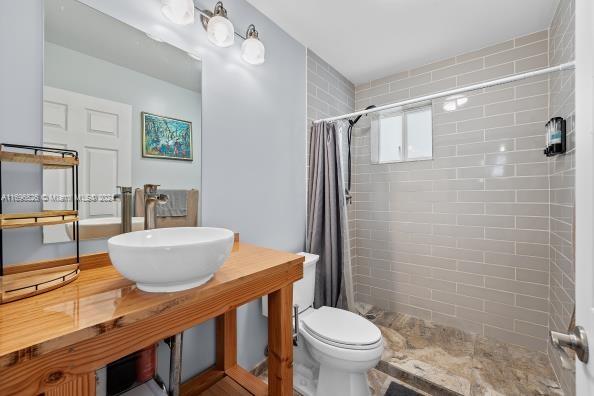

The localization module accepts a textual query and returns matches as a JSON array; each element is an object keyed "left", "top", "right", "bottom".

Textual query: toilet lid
[{"left": 301, "top": 307, "right": 382, "bottom": 349}]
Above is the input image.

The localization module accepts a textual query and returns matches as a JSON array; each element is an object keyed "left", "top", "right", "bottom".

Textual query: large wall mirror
[{"left": 43, "top": 0, "right": 202, "bottom": 243}]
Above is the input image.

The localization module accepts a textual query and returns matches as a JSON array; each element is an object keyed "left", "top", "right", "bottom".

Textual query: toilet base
[
  {"left": 292, "top": 362, "right": 371, "bottom": 396},
  {"left": 293, "top": 362, "right": 317, "bottom": 396},
  {"left": 316, "top": 365, "right": 370, "bottom": 396},
  {"left": 294, "top": 307, "right": 382, "bottom": 396}
]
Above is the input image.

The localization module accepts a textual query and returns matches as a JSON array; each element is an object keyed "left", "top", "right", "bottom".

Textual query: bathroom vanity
[{"left": 0, "top": 242, "right": 304, "bottom": 396}]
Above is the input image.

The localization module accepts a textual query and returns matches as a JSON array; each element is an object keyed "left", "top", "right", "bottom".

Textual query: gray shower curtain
[{"left": 306, "top": 121, "right": 353, "bottom": 309}]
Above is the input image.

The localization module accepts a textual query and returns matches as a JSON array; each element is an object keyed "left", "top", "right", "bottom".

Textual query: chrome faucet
[
  {"left": 114, "top": 186, "right": 133, "bottom": 233},
  {"left": 144, "top": 184, "right": 168, "bottom": 230}
]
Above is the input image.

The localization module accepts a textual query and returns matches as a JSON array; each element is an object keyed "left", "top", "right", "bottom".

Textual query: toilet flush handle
[{"left": 293, "top": 305, "right": 300, "bottom": 346}]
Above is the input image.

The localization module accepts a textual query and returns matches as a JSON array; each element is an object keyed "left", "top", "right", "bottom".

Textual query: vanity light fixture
[
  {"left": 161, "top": 1, "right": 266, "bottom": 64},
  {"left": 241, "top": 24, "right": 265, "bottom": 65},
  {"left": 203, "top": 1, "right": 235, "bottom": 48},
  {"left": 161, "top": 0, "right": 195, "bottom": 25}
]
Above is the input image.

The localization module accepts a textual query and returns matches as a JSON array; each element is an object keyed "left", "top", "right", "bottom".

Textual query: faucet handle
[
  {"left": 144, "top": 184, "right": 160, "bottom": 194},
  {"left": 156, "top": 193, "right": 169, "bottom": 204},
  {"left": 114, "top": 186, "right": 132, "bottom": 200},
  {"left": 114, "top": 187, "right": 122, "bottom": 201}
]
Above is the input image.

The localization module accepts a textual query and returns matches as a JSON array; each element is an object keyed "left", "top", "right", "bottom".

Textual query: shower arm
[{"left": 345, "top": 105, "right": 376, "bottom": 204}]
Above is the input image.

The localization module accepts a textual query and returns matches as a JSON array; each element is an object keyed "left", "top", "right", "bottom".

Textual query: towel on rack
[{"left": 156, "top": 189, "right": 187, "bottom": 217}]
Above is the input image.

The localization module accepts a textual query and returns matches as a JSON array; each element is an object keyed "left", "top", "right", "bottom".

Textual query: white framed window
[{"left": 370, "top": 104, "right": 433, "bottom": 163}]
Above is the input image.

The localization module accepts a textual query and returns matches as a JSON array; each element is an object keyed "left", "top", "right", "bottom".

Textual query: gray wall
[
  {"left": 1, "top": 0, "right": 305, "bottom": 379},
  {"left": 548, "top": 0, "right": 576, "bottom": 394},
  {"left": 353, "top": 30, "right": 553, "bottom": 352},
  {"left": 0, "top": 0, "right": 46, "bottom": 263}
]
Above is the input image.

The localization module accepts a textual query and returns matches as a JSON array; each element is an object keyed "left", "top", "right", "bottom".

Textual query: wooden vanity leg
[
  {"left": 216, "top": 309, "right": 237, "bottom": 371},
  {"left": 268, "top": 284, "right": 293, "bottom": 395},
  {"left": 44, "top": 371, "right": 96, "bottom": 396}
]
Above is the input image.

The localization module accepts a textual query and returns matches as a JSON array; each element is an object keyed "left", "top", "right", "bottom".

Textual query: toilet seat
[{"left": 300, "top": 306, "right": 382, "bottom": 350}]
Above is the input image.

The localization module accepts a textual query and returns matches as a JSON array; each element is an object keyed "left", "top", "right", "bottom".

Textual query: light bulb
[
  {"left": 207, "top": 15, "right": 234, "bottom": 47},
  {"left": 161, "top": 0, "right": 195, "bottom": 25},
  {"left": 241, "top": 37, "right": 265, "bottom": 65}
]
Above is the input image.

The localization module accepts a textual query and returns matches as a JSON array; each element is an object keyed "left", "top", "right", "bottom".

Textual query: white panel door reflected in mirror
[{"left": 43, "top": 0, "right": 202, "bottom": 243}]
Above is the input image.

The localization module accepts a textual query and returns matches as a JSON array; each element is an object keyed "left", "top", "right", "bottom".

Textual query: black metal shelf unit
[{"left": 0, "top": 143, "right": 80, "bottom": 276}]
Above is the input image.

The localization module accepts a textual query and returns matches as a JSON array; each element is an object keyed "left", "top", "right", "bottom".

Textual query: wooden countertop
[{"left": 0, "top": 242, "right": 304, "bottom": 371}]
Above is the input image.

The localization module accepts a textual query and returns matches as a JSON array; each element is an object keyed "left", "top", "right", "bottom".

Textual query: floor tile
[{"left": 367, "top": 307, "right": 564, "bottom": 396}]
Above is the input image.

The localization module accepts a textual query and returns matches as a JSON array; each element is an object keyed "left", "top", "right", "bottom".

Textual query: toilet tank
[{"left": 262, "top": 252, "right": 319, "bottom": 317}]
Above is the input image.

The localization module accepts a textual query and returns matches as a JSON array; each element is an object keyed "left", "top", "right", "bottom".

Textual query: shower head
[
  {"left": 349, "top": 105, "right": 376, "bottom": 126},
  {"left": 345, "top": 105, "right": 376, "bottom": 202}
]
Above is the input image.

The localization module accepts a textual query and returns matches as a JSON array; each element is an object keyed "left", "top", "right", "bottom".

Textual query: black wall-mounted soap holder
[{"left": 544, "top": 117, "right": 566, "bottom": 157}]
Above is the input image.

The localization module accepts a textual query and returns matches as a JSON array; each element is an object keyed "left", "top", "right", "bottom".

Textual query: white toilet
[{"left": 262, "top": 252, "right": 383, "bottom": 396}]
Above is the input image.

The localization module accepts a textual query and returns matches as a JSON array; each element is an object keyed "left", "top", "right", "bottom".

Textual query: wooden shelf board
[
  {"left": 1, "top": 264, "right": 79, "bottom": 304},
  {"left": 0, "top": 210, "right": 78, "bottom": 220},
  {"left": 3, "top": 252, "right": 107, "bottom": 275},
  {"left": 0, "top": 211, "right": 78, "bottom": 229},
  {"left": 225, "top": 366, "right": 268, "bottom": 396},
  {"left": 199, "top": 376, "right": 252, "bottom": 396},
  {"left": 182, "top": 367, "right": 266, "bottom": 396},
  {"left": 0, "top": 217, "right": 78, "bottom": 229},
  {"left": 0, "top": 151, "right": 78, "bottom": 167}
]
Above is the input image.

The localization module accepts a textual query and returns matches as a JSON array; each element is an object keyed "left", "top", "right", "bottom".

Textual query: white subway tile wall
[
  {"left": 547, "top": 0, "right": 576, "bottom": 394},
  {"left": 306, "top": 10, "right": 575, "bottom": 395},
  {"left": 352, "top": 29, "right": 558, "bottom": 354},
  {"left": 307, "top": 50, "right": 355, "bottom": 124}
]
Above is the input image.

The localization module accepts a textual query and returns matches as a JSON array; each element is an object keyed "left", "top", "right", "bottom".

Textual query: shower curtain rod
[{"left": 313, "top": 61, "right": 576, "bottom": 124}]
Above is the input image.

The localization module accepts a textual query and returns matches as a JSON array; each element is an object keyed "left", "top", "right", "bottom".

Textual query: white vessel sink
[
  {"left": 66, "top": 216, "right": 144, "bottom": 240},
  {"left": 107, "top": 227, "right": 234, "bottom": 292}
]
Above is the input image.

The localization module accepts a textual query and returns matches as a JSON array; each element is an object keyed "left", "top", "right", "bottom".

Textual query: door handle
[{"left": 550, "top": 325, "right": 589, "bottom": 363}]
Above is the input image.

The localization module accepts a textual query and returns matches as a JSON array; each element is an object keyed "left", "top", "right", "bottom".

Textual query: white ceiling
[
  {"left": 246, "top": 0, "right": 560, "bottom": 84},
  {"left": 45, "top": 0, "right": 202, "bottom": 92}
]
